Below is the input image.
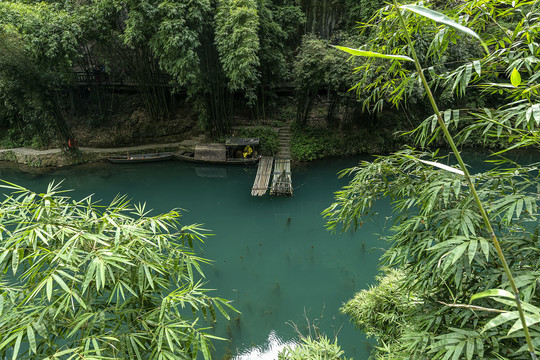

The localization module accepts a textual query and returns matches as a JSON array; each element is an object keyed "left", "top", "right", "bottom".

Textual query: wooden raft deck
[
  {"left": 270, "top": 158, "right": 293, "bottom": 196},
  {"left": 251, "top": 156, "right": 274, "bottom": 196}
]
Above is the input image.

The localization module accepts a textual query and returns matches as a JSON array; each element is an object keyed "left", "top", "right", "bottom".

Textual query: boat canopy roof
[
  {"left": 194, "top": 144, "right": 226, "bottom": 161},
  {"left": 225, "top": 137, "right": 259, "bottom": 146}
]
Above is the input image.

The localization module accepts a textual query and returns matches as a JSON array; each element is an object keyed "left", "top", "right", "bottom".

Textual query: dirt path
[{"left": 0, "top": 135, "right": 207, "bottom": 168}]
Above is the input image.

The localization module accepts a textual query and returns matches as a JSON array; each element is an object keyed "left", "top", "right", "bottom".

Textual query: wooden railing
[{"left": 74, "top": 71, "right": 171, "bottom": 87}]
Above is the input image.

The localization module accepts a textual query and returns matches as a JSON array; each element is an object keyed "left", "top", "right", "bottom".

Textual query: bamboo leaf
[
  {"left": 484, "top": 311, "right": 518, "bottom": 332},
  {"left": 476, "top": 337, "right": 484, "bottom": 358},
  {"left": 473, "top": 60, "right": 481, "bottom": 76},
  {"left": 444, "top": 109, "right": 451, "bottom": 124},
  {"left": 510, "top": 68, "right": 521, "bottom": 87},
  {"left": 471, "top": 288, "right": 514, "bottom": 303},
  {"left": 452, "top": 110, "right": 460, "bottom": 126},
  {"left": 213, "top": 299, "right": 231, "bottom": 321},
  {"left": 46, "top": 276, "right": 53, "bottom": 302},
  {"left": 67, "top": 313, "right": 94, "bottom": 338},
  {"left": 200, "top": 335, "right": 211, "bottom": 360},
  {"left": 490, "top": 297, "right": 540, "bottom": 314},
  {"left": 11, "top": 248, "right": 19, "bottom": 274},
  {"left": 417, "top": 159, "right": 465, "bottom": 175},
  {"left": 400, "top": 5, "right": 489, "bottom": 53},
  {"left": 52, "top": 273, "right": 71, "bottom": 294},
  {"left": 467, "top": 239, "right": 478, "bottom": 265},
  {"left": 464, "top": 63, "right": 472, "bottom": 88},
  {"left": 332, "top": 45, "right": 414, "bottom": 62},
  {"left": 508, "top": 314, "right": 540, "bottom": 334},
  {"left": 466, "top": 339, "right": 474, "bottom": 360},
  {"left": 82, "top": 259, "right": 97, "bottom": 294},
  {"left": 143, "top": 264, "right": 154, "bottom": 289},
  {"left": 92, "top": 337, "right": 101, "bottom": 357},
  {"left": 165, "top": 328, "right": 175, "bottom": 353},
  {"left": 12, "top": 331, "right": 23, "bottom": 360},
  {"left": 515, "top": 199, "right": 524, "bottom": 219},
  {"left": 0, "top": 333, "right": 18, "bottom": 352},
  {"left": 452, "top": 341, "right": 465, "bottom": 360},
  {"left": 27, "top": 326, "right": 37, "bottom": 354},
  {"left": 33, "top": 321, "right": 47, "bottom": 338},
  {"left": 430, "top": 114, "right": 438, "bottom": 132},
  {"left": 532, "top": 104, "right": 540, "bottom": 125},
  {"left": 99, "top": 259, "right": 106, "bottom": 290},
  {"left": 479, "top": 238, "right": 490, "bottom": 261},
  {"left": 506, "top": 201, "right": 516, "bottom": 223},
  {"left": 449, "top": 243, "right": 468, "bottom": 265}
]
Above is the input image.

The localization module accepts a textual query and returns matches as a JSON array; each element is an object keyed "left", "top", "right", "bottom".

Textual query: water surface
[{"left": 0, "top": 157, "right": 390, "bottom": 359}]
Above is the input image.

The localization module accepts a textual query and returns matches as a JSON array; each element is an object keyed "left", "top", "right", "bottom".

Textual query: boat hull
[
  {"left": 108, "top": 153, "right": 173, "bottom": 163},
  {"left": 174, "top": 153, "right": 258, "bottom": 165}
]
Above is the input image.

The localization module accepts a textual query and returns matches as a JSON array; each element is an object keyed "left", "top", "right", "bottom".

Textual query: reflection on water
[
  {"left": 195, "top": 166, "right": 228, "bottom": 178},
  {"left": 232, "top": 331, "right": 297, "bottom": 360}
]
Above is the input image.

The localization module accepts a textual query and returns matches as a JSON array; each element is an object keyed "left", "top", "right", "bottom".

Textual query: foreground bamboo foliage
[
  {"left": 0, "top": 181, "right": 235, "bottom": 359},
  {"left": 327, "top": 0, "right": 540, "bottom": 358}
]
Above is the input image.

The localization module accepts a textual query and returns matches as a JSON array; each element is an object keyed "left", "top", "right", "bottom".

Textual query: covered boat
[{"left": 174, "top": 138, "right": 260, "bottom": 165}]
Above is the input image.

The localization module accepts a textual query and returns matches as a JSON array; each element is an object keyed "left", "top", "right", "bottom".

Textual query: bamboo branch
[
  {"left": 392, "top": 1, "right": 537, "bottom": 358},
  {"left": 438, "top": 301, "right": 507, "bottom": 313}
]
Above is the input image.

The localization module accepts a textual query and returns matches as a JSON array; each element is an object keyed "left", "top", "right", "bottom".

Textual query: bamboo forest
[{"left": 1, "top": 0, "right": 540, "bottom": 359}]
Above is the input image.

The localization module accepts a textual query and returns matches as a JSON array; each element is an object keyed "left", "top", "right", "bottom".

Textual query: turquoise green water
[{"left": 0, "top": 158, "right": 390, "bottom": 359}]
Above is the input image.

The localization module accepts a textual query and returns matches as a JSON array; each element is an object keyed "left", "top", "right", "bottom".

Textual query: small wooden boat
[
  {"left": 175, "top": 150, "right": 259, "bottom": 165},
  {"left": 174, "top": 138, "right": 260, "bottom": 165},
  {"left": 107, "top": 152, "right": 173, "bottom": 164}
]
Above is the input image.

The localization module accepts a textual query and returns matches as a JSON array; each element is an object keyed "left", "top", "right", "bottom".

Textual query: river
[{"left": 0, "top": 157, "right": 392, "bottom": 359}]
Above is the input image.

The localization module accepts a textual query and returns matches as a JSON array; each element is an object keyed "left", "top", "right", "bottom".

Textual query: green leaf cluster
[
  {"left": 215, "top": 0, "right": 260, "bottom": 104},
  {"left": 0, "top": 2, "right": 81, "bottom": 145},
  {"left": 341, "top": 268, "right": 416, "bottom": 344},
  {"left": 293, "top": 32, "right": 360, "bottom": 126},
  {"left": 327, "top": 1, "right": 540, "bottom": 358},
  {"left": 234, "top": 127, "right": 280, "bottom": 155},
  {"left": 0, "top": 181, "right": 235, "bottom": 359},
  {"left": 407, "top": 1, "right": 540, "bottom": 152},
  {"left": 278, "top": 335, "right": 350, "bottom": 360},
  {"left": 325, "top": 148, "right": 540, "bottom": 358}
]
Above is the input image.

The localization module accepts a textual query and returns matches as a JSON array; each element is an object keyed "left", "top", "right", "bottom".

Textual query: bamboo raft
[
  {"left": 270, "top": 158, "right": 293, "bottom": 196},
  {"left": 251, "top": 126, "right": 293, "bottom": 196},
  {"left": 251, "top": 156, "right": 274, "bottom": 196}
]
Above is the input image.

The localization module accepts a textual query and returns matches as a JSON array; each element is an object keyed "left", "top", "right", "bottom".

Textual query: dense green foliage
[
  {"left": 341, "top": 268, "right": 414, "bottom": 345},
  {"left": 0, "top": 0, "right": 319, "bottom": 142},
  {"left": 216, "top": 0, "right": 260, "bottom": 104},
  {"left": 0, "top": 0, "right": 405, "bottom": 146},
  {"left": 291, "top": 125, "right": 352, "bottom": 161},
  {"left": 326, "top": 0, "right": 540, "bottom": 359},
  {"left": 290, "top": 122, "right": 401, "bottom": 162},
  {"left": 0, "top": 182, "right": 234, "bottom": 359},
  {"left": 234, "top": 127, "right": 280, "bottom": 155},
  {"left": 0, "top": 2, "right": 79, "bottom": 147},
  {"left": 326, "top": 148, "right": 540, "bottom": 359},
  {"left": 278, "top": 335, "right": 349, "bottom": 360},
  {"left": 293, "top": 33, "right": 359, "bottom": 126}
]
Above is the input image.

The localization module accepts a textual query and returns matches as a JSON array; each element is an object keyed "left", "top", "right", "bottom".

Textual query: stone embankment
[{"left": 0, "top": 135, "right": 206, "bottom": 168}]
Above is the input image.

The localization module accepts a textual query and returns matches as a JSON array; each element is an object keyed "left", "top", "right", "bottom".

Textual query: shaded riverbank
[{"left": 0, "top": 135, "right": 207, "bottom": 168}]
